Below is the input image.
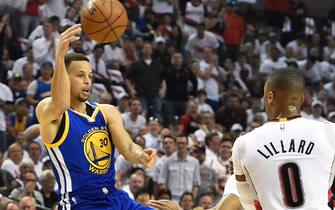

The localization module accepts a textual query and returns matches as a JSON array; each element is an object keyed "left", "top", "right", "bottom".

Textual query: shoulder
[
  {"left": 36, "top": 97, "right": 51, "bottom": 113},
  {"left": 187, "top": 155, "right": 199, "bottom": 164}
]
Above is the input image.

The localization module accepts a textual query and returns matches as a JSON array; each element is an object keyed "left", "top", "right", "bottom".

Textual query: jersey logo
[{"left": 83, "top": 128, "right": 112, "bottom": 174}]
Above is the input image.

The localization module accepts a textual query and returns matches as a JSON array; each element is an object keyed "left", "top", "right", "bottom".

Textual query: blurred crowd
[{"left": 0, "top": 0, "right": 335, "bottom": 209}]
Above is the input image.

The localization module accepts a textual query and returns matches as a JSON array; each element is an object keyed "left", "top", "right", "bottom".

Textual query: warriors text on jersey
[{"left": 232, "top": 117, "right": 335, "bottom": 210}]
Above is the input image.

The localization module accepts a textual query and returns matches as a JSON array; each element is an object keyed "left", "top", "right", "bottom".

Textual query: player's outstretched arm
[
  {"left": 36, "top": 24, "right": 81, "bottom": 143},
  {"left": 100, "top": 104, "right": 156, "bottom": 167}
]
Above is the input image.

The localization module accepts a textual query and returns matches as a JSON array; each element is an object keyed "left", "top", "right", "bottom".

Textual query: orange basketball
[{"left": 80, "top": 0, "right": 128, "bottom": 43}]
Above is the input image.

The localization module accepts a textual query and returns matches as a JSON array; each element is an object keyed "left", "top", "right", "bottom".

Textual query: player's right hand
[{"left": 57, "top": 24, "right": 81, "bottom": 57}]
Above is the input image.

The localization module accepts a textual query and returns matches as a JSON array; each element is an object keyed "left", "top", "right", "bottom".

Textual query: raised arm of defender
[{"left": 36, "top": 24, "right": 81, "bottom": 144}]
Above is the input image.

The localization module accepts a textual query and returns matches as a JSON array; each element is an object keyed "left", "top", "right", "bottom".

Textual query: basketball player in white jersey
[{"left": 232, "top": 68, "right": 335, "bottom": 210}]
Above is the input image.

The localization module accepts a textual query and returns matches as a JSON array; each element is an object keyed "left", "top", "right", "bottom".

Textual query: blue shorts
[{"left": 57, "top": 189, "right": 153, "bottom": 210}]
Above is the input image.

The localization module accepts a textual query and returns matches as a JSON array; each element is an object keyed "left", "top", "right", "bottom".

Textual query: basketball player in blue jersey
[{"left": 36, "top": 24, "right": 155, "bottom": 210}]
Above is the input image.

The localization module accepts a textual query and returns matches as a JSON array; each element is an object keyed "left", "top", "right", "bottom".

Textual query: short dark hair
[
  {"left": 64, "top": 53, "right": 89, "bottom": 68},
  {"left": 205, "top": 133, "right": 219, "bottom": 146},
  {"left": 163, "top": 135, "right": 176, "bottom": 143},
  {"left": 93, "top": 43, "right": 105, "bottom": 51},
  {"left": 180, "top": 192, "right": 193, "bottom": 202},
  {"left": 267, "top": 68, "right": 305, "bottom": 94},
  {"left": 134, "top": 188, "right": 151, "bottom": 200}
]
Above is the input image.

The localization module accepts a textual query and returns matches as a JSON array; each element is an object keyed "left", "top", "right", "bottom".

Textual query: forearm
[
  {"left": 51, "top": 56, "right": 70, "bottom": 109},
  {"left": 125, "top": 143, "right": 144, "bottom": 164},
  {"left": 192, "top": 186, "right": 199, "bottom": 198}
]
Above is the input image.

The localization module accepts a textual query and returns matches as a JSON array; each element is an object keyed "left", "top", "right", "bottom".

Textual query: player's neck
[
  {"left": 275, "top": 108, "right": 301, "bottom": 120},
  {"left": 70, "top": 100, "right": 87, "bottom": 114}
]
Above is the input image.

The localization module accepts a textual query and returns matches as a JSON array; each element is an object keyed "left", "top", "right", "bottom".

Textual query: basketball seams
[
  {"left": 92, "top": 1, "right": 113, "bottom": 30},
  {"left": 82, "top": 0, "right": 128, "bottom": 42}
]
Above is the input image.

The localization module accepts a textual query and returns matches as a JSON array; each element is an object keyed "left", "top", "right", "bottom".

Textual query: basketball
[{"left": 80, "top": 0, "right": 128, "bottom": 43}]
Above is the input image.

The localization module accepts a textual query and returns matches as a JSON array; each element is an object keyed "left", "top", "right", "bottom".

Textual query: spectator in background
[
  {"left": 135, "top": 188, "right": 152, "bottom": 205},
  {"left": 185, "top": 23, "right": 220, "bottom": 62},
  {"left": 103, "top": 41, "right": 125, "bottom": 67},
  {"left": 12, "top": 48, "right": 39, "bottom": 77},
  {"left": 229, "top": 123, "right": 244, "bottom": 141},
  {"left": 19, "top": 196, "right": 36, "bottom": 210},
  {"left": 122, "top": 172, "right": 146, "bottom": 200},
  {"left": 0, "top": 157, "right": 17, "bottom": 196},
  {"left": 152, "top": 135, "right": 176, "bottom": 190},
  {"left": 198, "top": 193, "right": 213, "bottom": 209},
  {"left": 126, "top": 43, "right": 164, "bottom": 119},
  {"left": 169, "top": 116, "right": 185, "bottom": 138},
  {"left": 218, "top": 138, "right": 233, "bottom": 176},
  {"left": 194, "top": 111, "right": 222, "bottom": 143},
  {"left": 158, "top": 134, "right": 201, "bottom": 201},
  {"left": 0, "top": 81, "right": 14, "bottom": 152},
  {"left": 183, "top": 0, "right": 206, "bottom": 36},
  {"left": 26, "top": 61, "right": 53, "bottom": 107},
  {"left": 27, "top": 142, "right": 42, "bottom": 177},
  {"left": 163, "top": 52, "right": 197, "bottom": 124},
  {"left": 196, "top": 48, "right": 221, "bottom": 110},
  {"left": 21, "top": 63, "right": 35, "bottom": 84},
  {"left": 190, "top": 144, "right": 218, "bottom": 198},
  {"left": 308, "top": 100, "right": 327, "bottom": 122},
  {"left": 196, "top": 90, "right": 214, "bottom": 114},
  {"left": 28, "top": 16, "right": 60, "bottom": 44},
  {"left": 298, "top": 46, "right": 322, "bottom": 86},
  {"left": 223, "top": 4, "right": 245, "bottom": 61},
  {"left": 215, "top": 94, "right": 247, "bottom": 130},
  {"left": 121, "top": 97, "right": 146, "bottom": 138},
  {"left": 259, "top": 46, "right": 287, "bottom": 80},
  {"left": 1, "top": 143, "right": 23, "bottom": 179},
  {"left": 143, "top": 117, "right": 162, "bottom": 151},
  {"left": 181, "top": 100, "right": 200, "bottom": 134},
  {"left": 32, "top": 19, "right": 59, "bottom": 63},
  {"left": 179, "top": 192, "right": 194, "bottom": 210},
  {"left": 9, "top": 170, "right": 44, "bottom": 206},
  {"left": 19, "top": 0, "right": 40, "bottom": 38},
  {"left": 3, "top": 201, "right": 19, "bottom": 210},
  {"left": 8, "top": 74, "right": 26, "bottom": 103},
  {"left": 117, "top": 93, "right": 130, "bottom": 114},
  {"left": 39, "top": 170, "right": 57, "bottom": 208},
  {"left": 7, "top": 98, "right": 32, "bottom": 141},
  {"left": 87, "top": 43, "right": 109, "bottom": 81}
]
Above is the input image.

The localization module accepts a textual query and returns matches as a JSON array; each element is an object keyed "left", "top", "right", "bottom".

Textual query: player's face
[{"left": 68, "top": 61, "right": 93, "bottom": 102}]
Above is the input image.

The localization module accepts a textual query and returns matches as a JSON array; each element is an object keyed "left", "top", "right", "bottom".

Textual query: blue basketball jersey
[{"left": 44, "top": 101, "right": 115, "bottom": 197}]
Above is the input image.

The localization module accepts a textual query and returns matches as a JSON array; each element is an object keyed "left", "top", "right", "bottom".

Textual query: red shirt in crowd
[
  {"left": 223, "top": 11, "right": 245, "bottom": 46},
  {"left": 25, "top": 0, "right": 40, "bottom": 16}
]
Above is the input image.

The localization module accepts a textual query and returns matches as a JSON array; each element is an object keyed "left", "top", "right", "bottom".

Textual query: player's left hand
[{"left": 147, "top": 200, "right": 182, "bottom": 210}]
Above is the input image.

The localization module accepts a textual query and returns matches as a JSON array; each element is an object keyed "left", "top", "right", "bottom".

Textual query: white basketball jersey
[{"left": 233, "top": 117, "right": 335, "bottom": 210}]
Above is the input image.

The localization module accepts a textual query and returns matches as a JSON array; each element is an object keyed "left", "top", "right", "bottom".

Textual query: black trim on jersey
[
  {"left": 52, "top": 113, "right": 66, "bottom": 144},
  {"left": 270, "top": 116, "right": 301, "bottom": 122},
  {"left": 86, "top": 103, "right": 94, "bottom": 117},
  {"left": 51, "top": 104, "right": 95, "bottom": 144}
]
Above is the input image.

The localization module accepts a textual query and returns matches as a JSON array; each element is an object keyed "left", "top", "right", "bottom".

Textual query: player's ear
[
  {"left": 267, "top": 91, "right": 274, "bottom": 104},
  {"left": 300, "top": 94, "right": 305, "bottom": 106}
]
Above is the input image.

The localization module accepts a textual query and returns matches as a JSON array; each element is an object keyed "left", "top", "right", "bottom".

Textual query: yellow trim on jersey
[
  {"left": 279, "top": 118, "right": 287, "bottom": 122},
  {"left": 44, "top": 111, "right": 70, "bottom": 148},
  {"left": 70, "top": 104, "right": 99, "bottom": 122},
  {"left": 96, "top": 103, "right": 107, "bottom": 124}
]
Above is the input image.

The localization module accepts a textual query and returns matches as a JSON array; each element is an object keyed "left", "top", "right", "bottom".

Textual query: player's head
[
  {"left": 65, "top": 53, "right": 92, "bottom": 102},
  {"left": 263, "top": 68, "right": 305, "bottom": 120}
]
